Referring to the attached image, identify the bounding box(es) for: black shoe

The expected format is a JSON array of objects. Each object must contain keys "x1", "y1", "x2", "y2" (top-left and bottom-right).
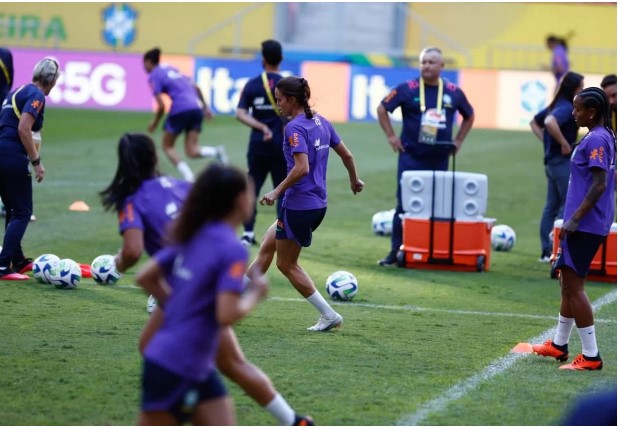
[
  {"x1": 293, "y1": 415, "x2": 314, "y2": 426},
  {"x1": 12, "y1": 257, "x2": 33, "y2": 274},
  {"x1": 378, "y1": 251, "x2": 398, "y2": 267},
  {"x1": 240, "y1": 234, "x2": 258, "y2": 247}
]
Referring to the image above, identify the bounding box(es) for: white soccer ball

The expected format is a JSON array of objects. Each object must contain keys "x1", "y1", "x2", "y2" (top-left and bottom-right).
[
  {"x1": 372, "y1": 209, "x2": 395, "y2": 236},
  {"x1": 491, "y1": 224, "x2": 516, "y2": 252},
  {"x1": 49, "y1": 258, "x2": 82, "y2": 289},
  {"x1": 91, "y1": 254, "x2": 121, "y2": 285},
  {"x1": 32, "y1": 253, "x2": 60, "y2": 284},
  {"x1": 325, "y1": 270, "x2": 358, "y2": 301}
]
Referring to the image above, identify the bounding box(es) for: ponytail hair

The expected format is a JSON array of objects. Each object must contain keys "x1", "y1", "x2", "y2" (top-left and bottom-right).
[
  {"x1": 169, "y1": 164, "x2": 249, "y2": 244},
  {"x1": 99, "y1": 133, "x2": 159, "y2": 213},
  {"x1": 548, "y1": 71, "x2": 583, "y2": 110},
  {"x1": 276, "y1": 76, "x2": 313, "y2": 119},
  {"x1": 143, "y1": 47, "x2": 161, "y2": 65}
]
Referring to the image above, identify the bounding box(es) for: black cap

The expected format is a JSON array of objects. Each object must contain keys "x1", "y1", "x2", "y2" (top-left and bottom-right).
[{"x1": 261, "y1": 39, "x2": 282, "y2": 66}]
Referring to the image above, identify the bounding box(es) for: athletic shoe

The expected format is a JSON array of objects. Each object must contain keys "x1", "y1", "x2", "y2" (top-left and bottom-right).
[
  {"x1": 378, "y1": 251, "x2": 398, "y2": 267},
  {"x1": 531, "y1": 339, "x2": 569, "y2": 361},
  {"x1": 307, "y1": 313, "x2": 343, "y2": 332},
  {"x1": 216, "y1": 146, "x2": 229, "y2": 165},
  {"x1": 30, "y1": 214, "x2": 37, "y2": 222},
  {"x1": 0, "y1": 268, "x2": 29, "y2": 281},
  {"x1": 538, "y1": 252, "x2": 551, "y2": 263},
  {"x1": 559, "y1": 353, "x2": 603, "y2": 371},
  {"x1": 240, "y1": 234, "x2": 258, "y2": 247},
  {"x1": 293, "y1": 415, "x2": 315, "y2": 426},
  {"x1": 13, "y1": 258, "x2": 33, "y2": 274},
  {"x1": 147, "y1": 295, "x2": 158, "y2": 315}
]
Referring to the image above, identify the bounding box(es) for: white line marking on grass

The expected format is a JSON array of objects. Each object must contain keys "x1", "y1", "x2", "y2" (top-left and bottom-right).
[
  {"x1": 396, "y1": 290, "x2": 617, "y2": 426},
  {"x1": 108, "y1": 285, "x2": 616, "y2": 324}
]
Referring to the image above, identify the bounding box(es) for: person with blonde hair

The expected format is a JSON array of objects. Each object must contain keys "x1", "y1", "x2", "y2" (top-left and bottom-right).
[{"x1": 0, "y1": 58, "x2": 59, "y2": 280}]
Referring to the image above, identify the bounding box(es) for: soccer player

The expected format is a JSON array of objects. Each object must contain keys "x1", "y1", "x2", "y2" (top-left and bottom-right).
[
  {"x1": 600, "y1": 74, "x2": 616, "y2": 133},
  {"x1": 529, "y1": 72, "x2": 584, "y2": 262},
  {"x1": 376, "y1": 46, "x2": 474, "y2": 267},
  {"x1": 531, "y1": 87, "x2": 615, "y2": 370},
  {"x1": 0, "y1": 58, "x2": 59, "y2": 280},
  {"x1": 0, "y1": 47, "x2": 14, "y2": 103},
  {"x1": 246, "y1": 76, "x2": 364, "y2": 332},
  {"x1": 143, "y1": 47, "x2": 227, "y2": 182},
  {"x1": 135, "y1": 163, "x2": 268, "y2": 425},
  {"x1": 545, "y1": 35, "x2": 570, "y2": 85},
  {"x1": 236, "y1": 40, "x2": 287, "y2": 247},
  {"x1": 99, "y1": 133, "x2": 314, "y2": 425}
]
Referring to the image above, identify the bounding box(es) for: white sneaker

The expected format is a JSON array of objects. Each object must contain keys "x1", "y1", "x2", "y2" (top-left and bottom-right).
[
  {"x1": 307, "y1": 313, "x2": 343, "y2": 332},
  {"x1": 146, "y1": 295, "x2": 158, "y2": 315},
  {"x1": 216, "y1": 146, "x2": 229, "y2": 165}
]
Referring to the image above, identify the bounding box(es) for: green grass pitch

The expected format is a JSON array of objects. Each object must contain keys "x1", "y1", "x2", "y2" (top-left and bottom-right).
[{"x1": 0, "y1": 109, "x2": 615, "y2": 425}]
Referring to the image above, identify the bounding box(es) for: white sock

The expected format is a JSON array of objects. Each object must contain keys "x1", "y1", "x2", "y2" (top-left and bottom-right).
[
  {"x1": 176, "y1": 161, "x2": 194, "y2": 182},
  {"x1": 199, "y1": 146, "x2": 217, "y2": 157},
  {"x1": 577, "y1": 325, "x2": 598, "y2": 357},
  {"x1": 264, "y1": 393, "x2": 296, "y2": 426},
  {"x1": 553, "y1": 314, "x2": 574, "y2": 346},
  {"x1": 306, "y1": 291, "x2": 336, "y2": 317}
]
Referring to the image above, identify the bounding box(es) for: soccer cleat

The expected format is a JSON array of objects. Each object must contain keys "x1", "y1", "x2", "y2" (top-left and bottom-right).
[
  {"x1": 538, "y1": 252, "x2": 551, "y2": 263},
  {"x1": 559, "y1": 354, "x2": 603, "y2": 371},
  {"x1": 531, "y1": 339, "x2": 569, "y2": 362},
  {"x1": 293, "y1": 415, "x2": 315, "y2": 426},
  {"x1": 307, "y1": 313, "x2": 343, "y2": 332},
  {"x1": 240, "y1": 234, "x2": 258, "y2": 247},
  {"x1": 0, "y1": 268, "x2": 29, "y2": 281},
  {"x1": 13, "y1": 258, "x2": 34, "y2": 274},
  {"x1": 30, "y1": 214, "x2": 37, "y2": 222},
  {"x1": 215, "y1": 146, "x2": 229, "y2": 165},
  {"x1": 377, "y1": 251, "x2": 398, "y2": 267}
]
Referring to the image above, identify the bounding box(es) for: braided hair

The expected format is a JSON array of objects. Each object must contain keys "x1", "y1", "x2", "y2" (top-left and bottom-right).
[
  {"x1": 577, "y1": 87, "x2": 615, "y2": 138},
  {"x1": 276, "y1": 76, "x2": 313, "y2": 119}
]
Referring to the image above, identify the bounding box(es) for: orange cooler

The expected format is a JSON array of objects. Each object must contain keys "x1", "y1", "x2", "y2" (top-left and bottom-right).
[
  {"x1": 400, "y1": 216, "x2": 495, "y2": 272},
  {"x1": 551, "y1": 220, "x2": 617, "y2": 282}
]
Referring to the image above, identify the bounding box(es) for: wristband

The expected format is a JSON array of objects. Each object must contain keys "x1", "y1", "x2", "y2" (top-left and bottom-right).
[{"x1": 31, "y1": 157, "x2": 41, "y2": 166}]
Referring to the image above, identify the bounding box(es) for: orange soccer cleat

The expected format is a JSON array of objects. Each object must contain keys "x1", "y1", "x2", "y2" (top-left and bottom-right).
[
  {"x1": 531, "y1": 339, "x2": 569, "y2": 362},
  {"x1": 559, "y1": 354, "x2": 603, "y2": 371}
]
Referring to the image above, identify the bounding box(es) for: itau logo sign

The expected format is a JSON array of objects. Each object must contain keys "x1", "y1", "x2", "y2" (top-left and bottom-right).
[{"x1": 102, "y1": 3, "x2": 138, "y2": 48}]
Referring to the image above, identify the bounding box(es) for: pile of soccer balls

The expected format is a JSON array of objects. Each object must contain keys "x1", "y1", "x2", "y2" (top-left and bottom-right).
[{"x1": 32, "y1": 253, "x2": 121, "y2": 289}]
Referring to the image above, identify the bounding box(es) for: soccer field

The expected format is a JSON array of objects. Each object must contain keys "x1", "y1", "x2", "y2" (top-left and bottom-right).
[{"x1": 0, "y1": 109, "x2": 615, "y2": 425}]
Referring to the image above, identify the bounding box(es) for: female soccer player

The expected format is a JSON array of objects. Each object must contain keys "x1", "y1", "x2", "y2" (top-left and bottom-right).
[
  {"x1": 100, "y1": 134, "x2": 313, "y2": 425},
  {"x1": 143, "y1": 47, "x2": 227, "y2": 182},
  {"x1": 135, "y1": 163, "x2": 268, "y2": 424},
  {"x1": 0, "y1": 58, "x2": 58, "y2": 280},
  {"x1": 532, "y1": 87, "x2": 615, "y2": 371},
  {"x1": 246, "y1": 76, "x2": 365, "y2": 332}
]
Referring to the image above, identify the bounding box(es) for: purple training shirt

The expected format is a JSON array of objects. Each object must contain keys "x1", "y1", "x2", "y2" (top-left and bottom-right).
[
  {"x1": 144, "y1": 222, "x2": 248, "y2": 381},
  {"x1": 148, "y1": 64, "x2": 202, "y2": 115},
  {"x1": 564, "y1": 126, "x2": 616, "y2": 236},
  {"x1": 282, "y1": 113, "x2": 341, "y2": 210}
]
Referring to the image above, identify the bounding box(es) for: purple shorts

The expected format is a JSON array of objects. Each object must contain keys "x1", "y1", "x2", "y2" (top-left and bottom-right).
[
  {"x1": 553, "y1": 231, "x2": 605, "y2": 278},
  {"x1": 276, "y1": 207, "x2": 326, "y2": 247},
  {"x1": 164, "y1": 108, "x2": 203, "y2": 135}
]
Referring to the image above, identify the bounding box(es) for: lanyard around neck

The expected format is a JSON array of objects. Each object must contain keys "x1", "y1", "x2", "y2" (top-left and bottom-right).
[{"x1": 419, "y1": 77, "x2": 443, "y2": 113}]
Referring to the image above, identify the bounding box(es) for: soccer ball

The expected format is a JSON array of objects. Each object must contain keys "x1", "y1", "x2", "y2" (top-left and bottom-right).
[
  {"x1": 49, "y1": 258, "x2": 82, "y2": 289},
  {"x1": 372, "y1": 209, "x2": 395, "y2": 236},
  {"x1": 325, "y1": 271, "x2": 358, "y2": 301},
  {"x1": 91, "y1": 254, "x2": 121, "y2": 285},
  {"x1": 32, "y1": 253, "x2": 60, "y2": 284},
  {"x1": 491, "y1": 224, "x2": 516, "y2": 251}
]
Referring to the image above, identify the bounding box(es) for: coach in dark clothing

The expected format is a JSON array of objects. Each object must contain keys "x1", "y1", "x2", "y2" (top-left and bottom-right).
[
  {"x1": 0, "y1": 58, "x2": 59, "y2": 280},
  {"x1": 236, "y1": 40, "x2": 287, "y2": 246}
]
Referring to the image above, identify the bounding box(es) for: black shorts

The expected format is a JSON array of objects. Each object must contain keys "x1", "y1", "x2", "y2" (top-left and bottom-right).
[
  {"x1": 141, "y1": 359, "x2": 227, "y2": 424},
  {"x1": 554, "y1": 231, "x2": 605, "y2": 278},
  {"x1": 276, "y1": 207, "x2": 327, "y2": 247},
  {"x1": 164, "y1": 109, "x2": 203, "y2": 135}
]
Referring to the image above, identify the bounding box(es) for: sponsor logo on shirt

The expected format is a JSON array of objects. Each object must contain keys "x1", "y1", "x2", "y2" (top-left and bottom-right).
[
  {"x1": 228, "y1": 261, "x2": 246, "y2": 279},
  {"x1": 383, "y1": 89, "x2": 397, "y2": 103},
  {"x1": 314, "y1": 138, "x2": 329, "y2": 151},
  {"x1": 590, "y1": 147, "x2": 604, "y2": 163},
  {"x1": 442, "y1": 94, "x2": 452, "y2": 107},
  {"x1": 288, "y1": 133, "x2": 299, "y2": 147},
  {"x1": 30, "y1": 99, "x2": 43, "y2": 112},
  {"x1": 119, "y1": 202, "x2": 134, "y2": 223}
]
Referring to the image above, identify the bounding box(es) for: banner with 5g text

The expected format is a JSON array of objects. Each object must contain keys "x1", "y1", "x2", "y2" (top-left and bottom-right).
[{"x1": 11, "y1": 48, "x2": 603, "y2": 130}]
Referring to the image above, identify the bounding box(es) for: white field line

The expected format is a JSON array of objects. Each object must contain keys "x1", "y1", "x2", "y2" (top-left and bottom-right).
[
  {"x1": 396, "y1": 290, "x2": 617, "y2": 426},
  {"x1": 107, "y1": 283, "x2": 616, "y2": 324}
]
